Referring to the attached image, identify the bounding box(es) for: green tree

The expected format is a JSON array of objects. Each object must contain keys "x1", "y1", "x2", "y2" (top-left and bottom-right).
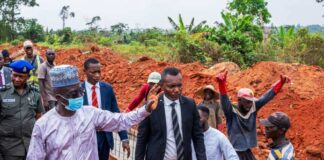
[
  {"x1": 207, "y1": 11, "x2": 263, "y2": 66},
  {"x1": 59, "y1": 5, "x2": 75, "y2": 29},
  {"x1": 168, "y1": 14, "x2": 207, "y2": 33},
  {"x1": 228, "y1": 0, "x2": 271, "y2": 25},
  {"x1": 0, "y1": 0, "x2": 38, "y2": 40},
  {"x1": 270, "y1": 26, "x2": 295, "y2": 48},
  {"x1": 110, "y1": 23, "x2": 128, "y2": 35},
  {"x1": 19, "y1": 18, "x2": 45, "y2": 42},
  {"x1": 86, "y1": 16, "x2": 101, "y2": 31}
]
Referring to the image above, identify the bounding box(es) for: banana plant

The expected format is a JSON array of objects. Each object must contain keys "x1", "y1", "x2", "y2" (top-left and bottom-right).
[
  {"x1": 271, "y1": 26, "x2": 295, "y2": 48},
  {"x1": 168, "y1": 14, "x2": 206, "y2": 33}
]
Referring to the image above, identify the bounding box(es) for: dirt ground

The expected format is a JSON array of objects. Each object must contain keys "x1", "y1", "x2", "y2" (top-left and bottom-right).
[{"x1": 1, "y1": 44, "x2": 323, "y2": 159}]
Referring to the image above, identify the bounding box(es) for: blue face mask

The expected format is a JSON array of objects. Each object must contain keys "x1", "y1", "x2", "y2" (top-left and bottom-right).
[{"x1": 60, "y1": 96, "x2": 84, "y2": 111}]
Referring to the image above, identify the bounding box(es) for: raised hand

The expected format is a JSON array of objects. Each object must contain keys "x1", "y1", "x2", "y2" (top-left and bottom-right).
[
  {"x1": 145, "y1": 84, "x2": 162, "y2": 112},
  {"x1": 216, "y1": 71, "x2": 228, "y2": 95},
  {"x1": 280, "y1": 75, "x2": 291, "y2": 84},
  {"x1": 216, "y1": 70, "x2": 228, "y2": 84},
  {"x1": 273, "y1": 75, "x2": 291, "y2": 94}
]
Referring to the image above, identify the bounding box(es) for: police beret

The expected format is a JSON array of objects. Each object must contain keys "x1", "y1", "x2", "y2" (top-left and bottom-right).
[{"x1": 9, "y1": 60, "x2": 34, "y2": 74}]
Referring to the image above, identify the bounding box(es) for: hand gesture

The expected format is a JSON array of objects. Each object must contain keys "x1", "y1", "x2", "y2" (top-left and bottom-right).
[
  {"x1": 216, "y1": 70, "x2": 228, "y2": 84},
  {"x1": 280, "y1": 75, "x2": 291, "y2": 84},
  {"x1": 146, "y1": 84, "x2": 162, "y2": 112}
]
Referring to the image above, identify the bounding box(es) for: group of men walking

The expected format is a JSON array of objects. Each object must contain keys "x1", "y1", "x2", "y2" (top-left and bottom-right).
[{"x1": 0, "y1": 40, "x2": 295, "y2": 160}]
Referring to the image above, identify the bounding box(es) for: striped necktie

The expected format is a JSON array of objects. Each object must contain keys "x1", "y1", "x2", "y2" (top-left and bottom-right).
[
  {"x1": 170, "y1": 102, "x2": 184, "y2": 160},
  {"x1": 92, "y1": 85, "x2": 98, "y2": 108}
]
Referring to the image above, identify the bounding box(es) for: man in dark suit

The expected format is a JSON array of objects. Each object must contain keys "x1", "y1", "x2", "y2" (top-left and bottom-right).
[
  {"x1": 81, "y1": 58, "x2": 130, "y2": 160},
  {"x1": 135, "y1": 67, "x2": 206, "y2": 160},
  {"x1": 0, "y1": 52, "x2": 12, "y2": 88}
]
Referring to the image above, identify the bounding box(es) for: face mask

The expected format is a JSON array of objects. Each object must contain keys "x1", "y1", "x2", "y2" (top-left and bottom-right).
[{"x1": 60, "y1": 96, "x2": 84, "y2": 111}]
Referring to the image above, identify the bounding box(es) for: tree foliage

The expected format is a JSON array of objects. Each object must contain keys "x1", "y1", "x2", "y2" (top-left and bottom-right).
[
  {"x1": 228, "y1": 0, "x2": 271, "y2": 25},
  {"x1": 86, "y1": 16, "x2": 101, "y2": 31},
  {"x1": 0, "y1": 0, "x2": 38, "y2": 40}
]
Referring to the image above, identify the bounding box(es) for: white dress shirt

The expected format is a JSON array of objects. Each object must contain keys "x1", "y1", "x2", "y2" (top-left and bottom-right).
[
  {"x1": 163, "y1": 95, "x2": 183, "y2": 160},
  {"x1": 0, "y1": 68, "x2": 6, "y2": 86},
  {"x1": 85, "y1": 81, "x2": 102, "y2": 109},
  {"x1": 192, "y1": 127, "x2": 239, "y2": 160}
]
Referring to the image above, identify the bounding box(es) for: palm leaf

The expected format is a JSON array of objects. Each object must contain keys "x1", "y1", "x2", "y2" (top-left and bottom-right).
[
  {"x1": 178, "y1": 14, "x2": 185, "y2": 31},
  {"x1": 168, "y1": 16, "x2": 179, "y2": 30},
  {"x1": 188, "y1": 18, "x2": 195, "y2": 32},
  {"x1": 191, "y1": 20, "x2": 207, "y2": 33}
]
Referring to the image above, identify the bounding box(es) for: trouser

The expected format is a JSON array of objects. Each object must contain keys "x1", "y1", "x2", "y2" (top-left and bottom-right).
[
  {"x1": 236, "y1": 149, "x2": 257, "y2": 160},
  {"x1": 98, "y1": 137, "x2": 111, "y2": 160}
]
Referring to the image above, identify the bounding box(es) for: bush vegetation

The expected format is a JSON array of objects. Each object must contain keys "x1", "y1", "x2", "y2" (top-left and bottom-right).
[{"x1": 0, "y1": 0, "x2": 323, "y2": 67}]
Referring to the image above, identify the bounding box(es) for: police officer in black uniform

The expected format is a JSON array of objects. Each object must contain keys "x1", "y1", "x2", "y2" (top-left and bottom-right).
[{"x1": 0, "y1": 60, "x2": 44, "y2": 160}]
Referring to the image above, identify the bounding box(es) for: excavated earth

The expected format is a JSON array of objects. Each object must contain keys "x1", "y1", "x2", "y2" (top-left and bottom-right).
[{"x1": 1, "y1": 44, "x2": 323, "y2": 159}]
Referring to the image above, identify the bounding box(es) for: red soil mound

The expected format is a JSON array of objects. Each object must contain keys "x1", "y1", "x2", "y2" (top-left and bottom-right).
[{"x1": 1, "y1": 45, "x2": 323, "y2": 159}]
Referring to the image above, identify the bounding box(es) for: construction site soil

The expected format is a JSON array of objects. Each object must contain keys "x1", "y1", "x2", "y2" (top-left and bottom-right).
[{"x1": 1, "y1": 44, "x2": 323, "y2": 159}]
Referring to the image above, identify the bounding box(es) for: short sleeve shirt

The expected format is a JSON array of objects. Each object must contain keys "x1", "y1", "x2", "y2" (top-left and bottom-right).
[{"x1": 38, "y1": 62, "x2": 56, "y2": 106}]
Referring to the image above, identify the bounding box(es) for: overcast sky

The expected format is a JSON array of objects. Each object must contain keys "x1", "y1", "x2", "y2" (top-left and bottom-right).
[{"x1": 20, "y1": 0, "x2": 324, "y2": 30}]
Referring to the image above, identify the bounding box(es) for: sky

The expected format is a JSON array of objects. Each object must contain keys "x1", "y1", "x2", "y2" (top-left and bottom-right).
[{"x1": 20, "y1": 0, "x2": 324, "y2": 30}]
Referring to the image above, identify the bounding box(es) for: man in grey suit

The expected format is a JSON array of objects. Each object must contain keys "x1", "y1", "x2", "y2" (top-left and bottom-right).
[{"x1": 0, "y1": 52, "x2": 11, "y2": 88}]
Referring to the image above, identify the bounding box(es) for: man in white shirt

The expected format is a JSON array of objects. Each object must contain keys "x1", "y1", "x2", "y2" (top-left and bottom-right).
[
  {"x1": 192, "y1": 105, "x2": 239, "y2": 160},
  {"x1": 27, "y1": 64, "x2": 157, "y2": 160}
]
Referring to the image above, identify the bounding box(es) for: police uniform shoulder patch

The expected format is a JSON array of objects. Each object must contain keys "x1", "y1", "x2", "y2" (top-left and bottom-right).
[{"x1": 0, "y1": 84, "x2": 12, "y2": 91}]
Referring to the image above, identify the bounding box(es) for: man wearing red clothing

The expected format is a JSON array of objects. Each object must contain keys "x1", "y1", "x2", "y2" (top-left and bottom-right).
[{"x1": 125, "y1": 72, "x2": 161, "y2": 112}]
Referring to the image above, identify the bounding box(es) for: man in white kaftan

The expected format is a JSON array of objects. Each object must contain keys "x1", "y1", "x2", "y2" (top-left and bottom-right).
[{"x1": 26, "y1": 65, "x2": 156, "y2": 160}]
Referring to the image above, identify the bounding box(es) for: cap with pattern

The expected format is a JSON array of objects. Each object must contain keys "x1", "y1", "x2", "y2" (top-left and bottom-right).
[{"x1": 49, "y1": 65, "x2": 80, "y2": 88}]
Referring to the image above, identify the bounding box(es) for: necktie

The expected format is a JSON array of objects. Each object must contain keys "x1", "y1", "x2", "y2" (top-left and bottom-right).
[
  {"x1": 170, "y1": 102, "x2": 184, "y2": 160},
  {"x1": 92, "y1": 85, "x2": 98, "y2": 108},
  {"x1": 0, "y1": 72, "x2": 3, "y2": 87}
]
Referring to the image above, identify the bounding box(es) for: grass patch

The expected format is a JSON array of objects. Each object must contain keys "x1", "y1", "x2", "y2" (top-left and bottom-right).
[{"x1": 111, "y1": 42, "x2": 174, "y2": 61}]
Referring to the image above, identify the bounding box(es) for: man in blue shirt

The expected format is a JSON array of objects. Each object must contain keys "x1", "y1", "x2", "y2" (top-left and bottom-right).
[
  {"x1": 260, "y1": 112, "x2": 295, "y2": 160},
  {"x1": 216, "y1": 71, "x2": 290, "y2": 160}
]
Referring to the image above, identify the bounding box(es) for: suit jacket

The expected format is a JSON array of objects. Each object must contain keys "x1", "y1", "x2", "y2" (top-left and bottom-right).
[
  {"x1": 81, "y1": 81, "x2": 128, "y2": 150},
  {"x1": 2, "y1": 66, "x2": 11, "y2": 85},
  {"x1": 135, "y1": 95, "x2": 206, "y2": 160}
]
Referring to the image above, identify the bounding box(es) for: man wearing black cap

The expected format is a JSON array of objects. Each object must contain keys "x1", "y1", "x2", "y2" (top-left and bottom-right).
[
  {"x1": 0, "y1": 60, "x2": 44, "y2": 160},
  {"x1": 260, "y1": 112, "x2": 295, "y2": 160}
]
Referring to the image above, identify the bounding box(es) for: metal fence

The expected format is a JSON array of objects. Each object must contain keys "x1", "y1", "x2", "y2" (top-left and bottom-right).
[{"x1": 110, "y1": 128, "x2": 138, "y2": 160}]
